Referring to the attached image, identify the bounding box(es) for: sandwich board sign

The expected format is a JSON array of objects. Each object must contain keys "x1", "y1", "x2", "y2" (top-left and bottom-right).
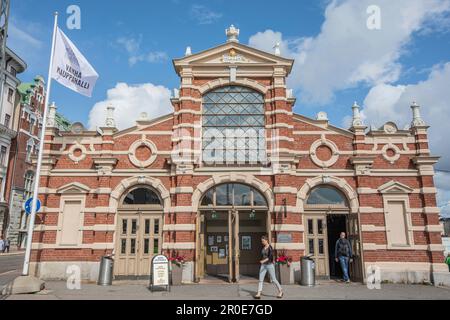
[{"x1": 150, "y1": 255, "x2": 170, "y2": 292}]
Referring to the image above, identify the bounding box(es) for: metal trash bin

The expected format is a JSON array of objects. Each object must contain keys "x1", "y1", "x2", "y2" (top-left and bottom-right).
[
  {"x1": 300, "y1": 256, "x2": 315, "y2": 287},
  {"x1": 98, "y1": 256, "x2": 114, "y2": 286}
]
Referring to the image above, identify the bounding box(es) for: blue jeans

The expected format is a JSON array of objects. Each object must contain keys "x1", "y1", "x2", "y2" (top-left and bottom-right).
[
  {"x1": 258, "y1": 263, "x2": 282, "y2": 293},
  {"x1": 338, "y1": 256, "x2": 350, "y2": 281}
]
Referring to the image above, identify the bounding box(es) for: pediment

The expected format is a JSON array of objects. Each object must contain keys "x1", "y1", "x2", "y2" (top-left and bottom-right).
[
  {"x1": 57, "y1": 182, "x2": 91, "y2": 194},
  {"x1": 378, "y1": 181, "x2": 414, "y2": 194},
  {"x1": 173, "y1": 42, "x2": 294, "y2": 72}
]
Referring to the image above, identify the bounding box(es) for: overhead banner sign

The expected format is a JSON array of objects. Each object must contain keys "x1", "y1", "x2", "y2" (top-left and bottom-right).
[{"x1": 51, "y1": 27, "x2": 99, "y2": 97}]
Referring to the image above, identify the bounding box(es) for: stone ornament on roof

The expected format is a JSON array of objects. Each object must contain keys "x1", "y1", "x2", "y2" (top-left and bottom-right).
[
  {"x1": 274, "y1": 42, "x2": 281, "y2": 56},
  {"x1": 222, "y1": 49, "x2": 247, "y2": 63},
  {"x1": 410, "y1": 101, "x2": 426, "y2": 127},
  {"x1": 226, "y1": 25, "x2": 240, "y2": 43},
  {"x1": 351, "y1": 102, "x2": 365, "y2": 127},
  {"x1": 105, "y1": 105, "x2": 116, "y2": 128},
  {"x1": 46, "y1": 102, "x2": 57, "y2": 127}
]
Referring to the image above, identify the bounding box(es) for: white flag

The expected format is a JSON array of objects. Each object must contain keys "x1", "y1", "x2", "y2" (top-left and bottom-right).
[{"x1": 51, "y1": 27, "x2": 99, "y2": 97}]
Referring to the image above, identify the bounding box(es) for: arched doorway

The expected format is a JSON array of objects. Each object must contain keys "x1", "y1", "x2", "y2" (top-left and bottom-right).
[
  {"x1": 114, "y1": 186, "x2": 164, "y2": 279},
  {"x1": 197, "y1": 183, "x2": 269, "y2": 283},
  {"x1": 304, "y1": 185, "x2": 362, "y2": 281}
]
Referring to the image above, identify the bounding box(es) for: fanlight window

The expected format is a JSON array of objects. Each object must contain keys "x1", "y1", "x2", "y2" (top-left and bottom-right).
[
  {"x1": 202, "y1": 86, "x2": 266, "y2": 165},
  {"x1": 306, "y1": 186, "x2": 348, "y2": 207},
  {"x1": 201, "y1": 183, "x2": 268, "y2": 207},
  {"x1": 123, "y1": 188, "x2": 161, "y2": 206}
]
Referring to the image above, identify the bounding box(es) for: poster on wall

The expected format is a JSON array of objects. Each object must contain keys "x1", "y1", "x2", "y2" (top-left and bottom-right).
[
  {"x1": 224, "y1": 236, "x2": 229, "y2": 242},
  {"x1": 217, "y1": 236, "x2": 222, "y2": 243},
  {"x1": 219, "y1": 248, "x2": 226, "y2": 259},
  {"x1": 242, "y1": 236, "x2": 252, "y2": 250},
  {"x1": 208, "y1": 236, "x2": 215, "y2": 246},
  {"x1": 211, "y1": 246, "x2": 219, "y2": 253}
]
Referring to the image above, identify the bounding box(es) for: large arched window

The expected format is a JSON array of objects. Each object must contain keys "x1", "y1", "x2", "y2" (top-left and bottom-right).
[
  {"x1": 200, "y1": 183, "x2": 268, "y2": 208},
  {"x1": 202, "y1": 86, "x2": 266, "y2": 165},
  {"x1": 123, "y1": 187, "x2": 162, "y2": 206},
  {"x1": 306, "y1": 186, "x2": 348, "y2": 208}
]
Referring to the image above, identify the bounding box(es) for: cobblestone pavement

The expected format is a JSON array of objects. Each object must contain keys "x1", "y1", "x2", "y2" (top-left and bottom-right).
[{"x1": 3, "y1": 280, "x2": 450, "y2": 300}]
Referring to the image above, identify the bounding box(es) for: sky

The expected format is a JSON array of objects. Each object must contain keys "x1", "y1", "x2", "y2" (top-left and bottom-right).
[{"x1": 8, "y1": 0, "x2": 450, "y2": 217}]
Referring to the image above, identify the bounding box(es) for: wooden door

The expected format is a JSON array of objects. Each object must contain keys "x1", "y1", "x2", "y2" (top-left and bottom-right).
[
  {"x1": 233, "y1": 210, "x2": 240, "y2": 283},
  {"x1": 228, "y1": 210, "x2": 233, "y2": 283},
  {"x1": 347, "y1": 213, "x2": 363, "y2": 282},
  {"x1": 305, "y1": 215, "x2": 329, "y2": 277},
  {"x1": 138, "y1": 215, "x2": 162, "y2": 276},
  {"x1": 197, "y1": 213, "x2": 206, "y2": 280},
  {"x1": 115, "y1": 213, "x2": 162, "y2": 277}
]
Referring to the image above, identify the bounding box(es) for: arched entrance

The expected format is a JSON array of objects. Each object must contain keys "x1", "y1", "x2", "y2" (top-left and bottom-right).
[
  {"x1": 114, "y1": 186, "x2": 164, "y2": 279},
  {"x1": 303, "y1": 185, "x2": 363, "y2": 282},
  {"x1": 197, "y1": 183, "x2": 269, "y2": 283}
]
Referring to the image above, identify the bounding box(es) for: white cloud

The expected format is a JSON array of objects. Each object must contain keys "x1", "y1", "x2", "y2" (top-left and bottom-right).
[
  {"x1": 190, "y1": 5, "x2": 222, "y2": 25},
  {"x1": 361, "y1": 63, "x2": 450, "y2": 217},
  {"x1": 248, "y1": 0, "x2": 450, "y2": 105},
  {"x1": 362, "y1": 62, "x2": 450, "y2": 167},
  {"x1": 88, "y1": 83, "x2": 173, "y2": 130},
  {"x1": 116, "y1": 36, "x2": 168, "y2": 66}
]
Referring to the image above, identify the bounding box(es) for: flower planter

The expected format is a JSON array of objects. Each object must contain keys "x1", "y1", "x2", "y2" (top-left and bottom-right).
[
  {"x1": 171, "y1": 264, "x2": 183, "y2": 285},
  {"x1": 278, "y1": 264, "x2": 291, "y2": 285}
]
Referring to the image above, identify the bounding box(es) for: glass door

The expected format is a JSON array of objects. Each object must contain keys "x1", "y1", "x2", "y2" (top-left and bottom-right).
[{"x1": 305, "y1": 215, "x2": 329, "y2": 277}]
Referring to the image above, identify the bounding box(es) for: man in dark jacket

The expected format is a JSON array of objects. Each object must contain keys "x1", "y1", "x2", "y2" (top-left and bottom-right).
[{"x1": 335, "y1": 232, "x2": 353, "y2": 283}]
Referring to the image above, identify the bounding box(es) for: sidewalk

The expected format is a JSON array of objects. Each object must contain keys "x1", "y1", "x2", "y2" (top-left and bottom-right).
[
  {"x1": 0, "y1": 251, "x2": 24, "y2": 257},
  {"x1": 4, "y1": 280, "x2": 450, "y2": 300}
]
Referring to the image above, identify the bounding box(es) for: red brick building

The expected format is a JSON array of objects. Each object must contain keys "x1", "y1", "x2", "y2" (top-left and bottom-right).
[
  {"x1": 5, "y1": 76, "x2": 72, "y2": 248},
  {"x1": 30, "y1": 26, "x2": 448, "y2": 285}
]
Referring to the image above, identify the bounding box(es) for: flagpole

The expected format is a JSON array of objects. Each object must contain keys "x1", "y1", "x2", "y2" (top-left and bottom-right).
[{"x1": 22, "y1": 11, "x2": 59, "y2": 276}]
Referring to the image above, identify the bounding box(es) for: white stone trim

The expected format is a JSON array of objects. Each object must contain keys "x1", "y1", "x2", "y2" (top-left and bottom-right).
[
  {"x1": 163, "y1": 224, "x2": 196, "y2": 231},
  {"x1": 32, "y1": 243, "x2": 114, "y2": 250},
  {"x1": 109, "y1": 176, "x2": 171, "y2": 214},
  {"x1": 197, "y1": 78, "x2": 268, "y2": 95},
  {"x1": 309, "y1": 135, "x2": 340, "y2": 168},
  {"x1": 67, "y1": 142, "x2": 87, "y2": 163},
  {"x1": 272, "y1": 243, "x2": 305, "y2": 250},
  {"x1": 273, "y1": 187, "x2": 297, "y2": 194},
  {"x1": 363, "y1": 243, "x2": 443, "y2": 251},
  {"x1": 128, "y1": 137, "x2": 158, "y2": 169},
  {"x1": 381, "y1": 143, "x2": 401, "y2": 164},
  {"x1": 271, "y1": 224, "x2": 304, "y2": 232},
  {"x1": 162, "y1": 242, "x2": 196, "y2": 250},
  {"x1": 191, "y1": 173, "x2": 274, "y2": 212},
  {"x1": 170, "y1": 187, "x2": 194, "y2": 194},
  {"x1": 297, "y1": 176, "x2": 359, "y2": 213}
]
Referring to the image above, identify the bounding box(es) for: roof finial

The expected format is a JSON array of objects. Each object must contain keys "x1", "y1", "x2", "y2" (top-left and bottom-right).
[
  {"x1": 46, "y1": 102, "x2": 57, "y2": 127},
  {"x1": 411, "y1": 101, "x2": 426, "y2": 127},
  {"x1": 351, "y1": 101, "x2": 365, "y2": 127},
  {"x1": 226, "y1": 25, "x2": 240, "y2": 43},
  {"x1": 274, "y1": 42, "x2": 281, "y2": 56},
  {"x1": 185, "y1": 46, "x2": 192, "y2": 56},
  {"x1": 105, "y1": 105, "x2": 116, "y2": 128}
]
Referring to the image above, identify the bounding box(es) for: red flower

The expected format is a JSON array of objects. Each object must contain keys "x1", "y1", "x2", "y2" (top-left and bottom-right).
[{"x1": 276, "y1": 255, "x2": 292, "y2": 266}]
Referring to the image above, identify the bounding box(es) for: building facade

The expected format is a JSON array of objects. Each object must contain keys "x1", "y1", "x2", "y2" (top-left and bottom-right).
[
  {"x1": 0, "y1": 47, "x2": 26, "y2": 237},
  {"x1": 30, "y1": 27, "x2": 448, "y2": 285},
  {"x1": 4, "y1": 76, "x2": 72, "y2": 248}
]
